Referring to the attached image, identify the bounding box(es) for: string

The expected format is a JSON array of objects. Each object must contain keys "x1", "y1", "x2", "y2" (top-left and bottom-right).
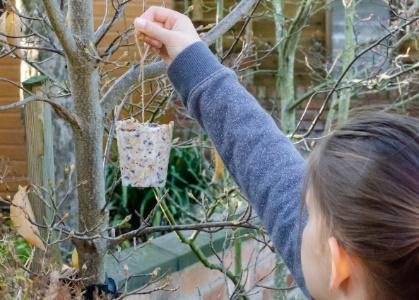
[{"x1": 135, "y1": 0, "x2": 149, "y2": 123}]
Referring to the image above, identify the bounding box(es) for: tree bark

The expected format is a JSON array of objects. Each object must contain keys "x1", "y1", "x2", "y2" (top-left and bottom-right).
[
  {"x1": 67, "y1": 0, "x2": 107, "y2": 284},
  {"x1": 273, "y1": 0, "x2": 314, "y2": 134},
  {"x1": 326, "y1": 0, "x2": 356, "y2": 130},
  {"x1": 337, "y1": 0, "x2": 355, "y2": 124}
]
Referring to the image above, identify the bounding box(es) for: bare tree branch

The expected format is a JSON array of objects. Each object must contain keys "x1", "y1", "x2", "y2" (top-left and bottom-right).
[
  {"x1": 0, "y1": 39, "x2": 63, "y2": 55},
  {"x1": 109, "y1": 221, "x2": 258, "y2": 247},
  {"x1": 201, "y1": 0, "x2": 259, "y2": 45},
  {"x1": 380, "y1": 61, "x2": 419, "y2": 83},
  {"x1": 0, "y1": 77, "x2": 32, "y2": 94},
  {"x1": 94, "y1": 0, "x2": 132, "y2": 46},
  {"x1": 0, "y1": 95, "x2": 81, "y2": 129},
  {"x1": 42, "y1": 0, "x2": 77, "y2": 57},
  {"x1": 292, "y1": 15, "x2": 419, "y2": 138},
  {"x1": 0, "y1": 94, "x2": 41, "y2": 111},
  {"x1": 100, "y1": 0, "x2": 260, "y2": 115}
]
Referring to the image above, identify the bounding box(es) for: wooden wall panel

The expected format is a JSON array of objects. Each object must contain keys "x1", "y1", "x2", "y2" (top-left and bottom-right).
[{"x1": 0, "y1": 54, "x2": 25, "y2": 199}]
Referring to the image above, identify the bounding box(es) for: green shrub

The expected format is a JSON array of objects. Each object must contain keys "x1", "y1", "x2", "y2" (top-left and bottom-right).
[{"x1": 106, "y1": 140, "x2": 220, "y2": 239}]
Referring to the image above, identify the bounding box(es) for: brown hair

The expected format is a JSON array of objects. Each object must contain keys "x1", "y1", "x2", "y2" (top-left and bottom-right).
[{"x1": 303, "y1": 111, "x2": 419, "y2": 300}]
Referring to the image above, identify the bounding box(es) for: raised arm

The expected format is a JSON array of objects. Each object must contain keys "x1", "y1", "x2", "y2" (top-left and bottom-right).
[
  {"x1": 168, "y1": 42, "x2": 307, "y2": 293},
  {"x1": 135, "y1": 8, "x2": 308, "y2": 295}
]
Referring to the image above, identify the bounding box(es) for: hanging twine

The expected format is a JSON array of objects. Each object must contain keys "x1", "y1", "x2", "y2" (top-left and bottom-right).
[{"x1": 135, "y1": 0, "x2": 150, "y2": 123}]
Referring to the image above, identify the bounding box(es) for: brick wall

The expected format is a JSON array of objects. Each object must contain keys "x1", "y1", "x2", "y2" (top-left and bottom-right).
[
  {"x1": 105, "y1": 230, "x2": 306, "y2": 300},
  {"x1": 124, "y1": 238, "x2": 299, "y2": 300}
]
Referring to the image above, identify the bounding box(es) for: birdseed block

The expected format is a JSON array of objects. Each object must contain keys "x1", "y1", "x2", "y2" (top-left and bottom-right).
[{"x1": 116, "y1": 118, "x2": 174, "y2": 187}]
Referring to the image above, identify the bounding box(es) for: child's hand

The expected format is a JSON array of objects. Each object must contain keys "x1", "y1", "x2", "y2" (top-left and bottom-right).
[{"x1": 134, "y1": 6, "x2": 201, "y2": 64}]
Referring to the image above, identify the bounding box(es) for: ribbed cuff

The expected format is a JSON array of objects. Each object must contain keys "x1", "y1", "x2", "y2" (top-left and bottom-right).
[{"x1": 167, "y1": 42, "x2": 223, "y2": 103}]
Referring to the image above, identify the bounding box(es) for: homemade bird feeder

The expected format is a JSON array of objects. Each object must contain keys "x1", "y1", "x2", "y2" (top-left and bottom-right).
[
  {"x1": 116, "y1": 119, "x2": 173, "y2": 187},
  {"x1": 115, "y1": 31, "x2": 173, "y2": 187}
]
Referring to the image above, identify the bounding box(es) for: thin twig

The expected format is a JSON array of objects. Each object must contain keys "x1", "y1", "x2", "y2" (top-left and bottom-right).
[{"x1": 292, "y1": 15, "x2": 419, "y2": 138}]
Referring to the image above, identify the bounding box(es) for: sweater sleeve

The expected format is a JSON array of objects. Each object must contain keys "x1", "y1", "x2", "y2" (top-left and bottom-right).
[{"x1": 168, "y1": 42, "x2": 308, "y2": 295}]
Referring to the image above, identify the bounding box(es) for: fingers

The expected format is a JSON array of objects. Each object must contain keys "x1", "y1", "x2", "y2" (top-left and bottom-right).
[
  {"x1": 144, "y1": 36, "x2": 163, "y2": 48},
  {"x1": 135, "y1": 21, "x2": 164, "y2": 48},
  {"x1": 147, "y1": 46, "x2": 170, "y2": 64},
  {"x1": 134, "y1": 6, "x2": 198, "y2": 64},
  {"x1": 134, "y1": 18, "x2": 172, "y2": 43},
  {"x1": 149, "y1": 46, "x2": 159, "y2": 53},
  {"x1": 140, "y1": 6, "x2": 185, "y2": 28}
]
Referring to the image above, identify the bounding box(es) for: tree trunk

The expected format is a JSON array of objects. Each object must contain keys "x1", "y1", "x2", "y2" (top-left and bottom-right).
[
  {"x1": 278, "y1": 54, "x2": 296, "y2": 134},
  {"x1": 273, "y1": 0, "x2": 314, "y2": 134},
  {"x1": 326, "y1": 0, "x2": 355, "y2": 130},
  {"x1": 337, "y1": 0, "x2": 355, "y2": 124},
  {"x1": 216, "y1": 0, "x2": 224, "y2": 57},
  {"x1": 67, "y1": 0, "x2": 108, "y2": 284}
]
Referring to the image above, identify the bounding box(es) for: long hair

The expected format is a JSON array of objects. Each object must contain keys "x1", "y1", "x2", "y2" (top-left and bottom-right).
[{"x1": 303, "y1": 112, "x2": 419, "y2": 299}]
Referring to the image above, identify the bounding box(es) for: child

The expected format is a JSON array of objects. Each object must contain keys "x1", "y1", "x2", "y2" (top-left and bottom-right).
[{"x1": 134, "y1": 7, "x2": 419, "y2": 300}]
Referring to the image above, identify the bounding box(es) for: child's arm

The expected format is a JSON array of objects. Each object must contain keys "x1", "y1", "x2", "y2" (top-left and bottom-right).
[
  {"x1": 168, "y1": 42, "x2": 308, "y2": 294},
  {"x1": 135, "y1": 8, "x2": 308, "y2": 295}
]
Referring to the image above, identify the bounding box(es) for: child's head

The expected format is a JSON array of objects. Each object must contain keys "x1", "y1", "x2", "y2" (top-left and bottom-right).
[{"x1": 300, "y1": 112, "x2": 419, "y2": 300}]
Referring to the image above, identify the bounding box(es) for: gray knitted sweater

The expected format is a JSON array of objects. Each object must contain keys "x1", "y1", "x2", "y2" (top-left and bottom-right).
[{"x1": 168, "y1": 42, "x2": 308, "y2": 296}]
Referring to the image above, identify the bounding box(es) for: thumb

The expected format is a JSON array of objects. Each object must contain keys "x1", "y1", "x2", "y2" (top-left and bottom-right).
[{"x1": 134, "y1": 18, "x2": 171, "y2": 44}]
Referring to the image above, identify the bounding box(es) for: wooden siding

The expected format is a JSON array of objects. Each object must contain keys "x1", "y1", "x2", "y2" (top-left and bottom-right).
[{"x1": 0, "y1": 54, "x2": 25, "y2": 198}]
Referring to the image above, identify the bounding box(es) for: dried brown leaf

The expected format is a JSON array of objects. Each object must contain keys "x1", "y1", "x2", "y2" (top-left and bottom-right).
[
  {"x1": 212, "y1": 147, "x2": 225, "y2": 182},
  {"x1": 10, "y1": 185, "x2": 46, "y2": 251}
]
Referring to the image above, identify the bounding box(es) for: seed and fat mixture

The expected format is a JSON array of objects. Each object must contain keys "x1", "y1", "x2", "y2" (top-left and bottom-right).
[{"x1": 116, "y1": 118, "x2": 173, "y2": 187}]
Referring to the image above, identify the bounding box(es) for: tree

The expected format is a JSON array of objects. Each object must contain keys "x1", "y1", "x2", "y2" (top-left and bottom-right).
[
  {"x1": 0, "y1": 0, "x2": 418, "y2": 298},
  {"x1": 273, "y1": 0, "x2": 314, "y2": 134},
  {"x1": 285, "y1": 0, "x2": 418, "y2": 139},
  {"x1": 0, "y1": 0, "x2": 261, "y2": 286}
]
